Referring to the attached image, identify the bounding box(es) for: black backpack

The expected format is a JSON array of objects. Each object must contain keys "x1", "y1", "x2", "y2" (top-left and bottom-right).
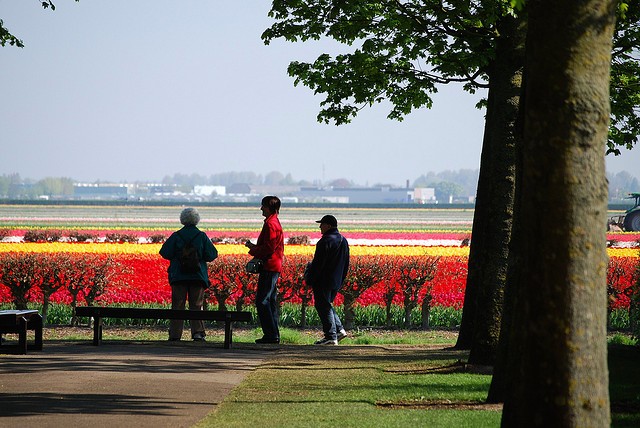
[{"x1": 177, "y1": 232, "x2": 201, "y2": 274}]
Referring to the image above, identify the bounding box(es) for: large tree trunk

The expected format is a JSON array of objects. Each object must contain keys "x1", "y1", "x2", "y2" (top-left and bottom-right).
[
  {"x1": 466, "y1": 15, "x2": 525, "y2": 366},
  {"x1": 487, "y1": 58, "x2": 527, "y2": 403},
  {"x1": 501, "y1": 0, "x2": 616, "y2": 425},
  {"x1": 456, "y1": 15, "x2": 524, "y2": 359}
]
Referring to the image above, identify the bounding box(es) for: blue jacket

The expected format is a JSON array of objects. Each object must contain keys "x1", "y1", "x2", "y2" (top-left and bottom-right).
[
  {"x1": 307, "y1": 228, "x2": 350, "y2": 290},
  {"x1": 159, "y1": 225, "x2": 218, "y2": 285}
]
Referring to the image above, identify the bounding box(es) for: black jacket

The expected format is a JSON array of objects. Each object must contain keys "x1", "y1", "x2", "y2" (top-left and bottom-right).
[{"x1": 307, "y1": 228, "x2": 349, "y2": 290}]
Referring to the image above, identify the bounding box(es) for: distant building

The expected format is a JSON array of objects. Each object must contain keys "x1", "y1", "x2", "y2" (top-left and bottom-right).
[
  {"x1": 66, "y1": 182, "x2": 445, "y2": 204},
  {"x1": 291, "y1": 186, "x2": 419, "y2": 204},
  {"x1": 194, "y1": 185, "x2": 226, "y2": 197},
  {"x1": 74, "y1": 183, "x2": 131, "y2": 199},
  {"x1": 227, "y1": 183, "x2": 252, "y2": 195},
  {"x1": 414, "y1": 187, "x2": 437, "y2": 204}
]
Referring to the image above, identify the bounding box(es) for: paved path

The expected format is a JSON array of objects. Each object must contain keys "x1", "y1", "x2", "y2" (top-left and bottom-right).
[{"x1": 0, "y1": 340, "x2": 268, "y2": 428}]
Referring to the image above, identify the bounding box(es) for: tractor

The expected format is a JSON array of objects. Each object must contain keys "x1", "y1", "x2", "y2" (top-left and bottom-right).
[{"x1": 608, "y1": 193, "x2": 640, "y2": 232}]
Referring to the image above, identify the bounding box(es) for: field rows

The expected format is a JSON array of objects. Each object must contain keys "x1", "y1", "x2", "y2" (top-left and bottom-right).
[{"x1": 0, "y1": 204, "x2": 637, "y2": 314}]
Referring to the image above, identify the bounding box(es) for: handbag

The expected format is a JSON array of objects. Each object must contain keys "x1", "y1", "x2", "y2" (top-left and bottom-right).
[
  {"x1": 245, "y1": 257, "x2": 264, "y2": 274},
  {"x1": 303, "y1": 262, "x2": 313, "y2": 285}
]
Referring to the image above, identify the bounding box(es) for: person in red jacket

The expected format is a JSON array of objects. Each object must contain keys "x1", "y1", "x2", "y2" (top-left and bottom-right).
[{"x1": 245, "y1": 196, "x2": 284, "y2": 344}]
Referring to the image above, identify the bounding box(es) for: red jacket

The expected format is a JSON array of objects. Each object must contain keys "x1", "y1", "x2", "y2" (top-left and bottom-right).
[{"x1": 249, "y1": 213, "x2": 284, "y2": 272}]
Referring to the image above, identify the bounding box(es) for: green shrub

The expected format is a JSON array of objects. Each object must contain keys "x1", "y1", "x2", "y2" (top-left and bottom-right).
[
  {"x1": 0, "y1": 302, "x2": 631, "y2": 333},
  {"x1": 608, "y1": 334, "x2": 637, "y2": 346},
  {"x1": 610, "y1": 308, "x2": 630, "y2": 330},
  {"x1": 0, "y1": 302, "x2": 465, "y2": 329}
]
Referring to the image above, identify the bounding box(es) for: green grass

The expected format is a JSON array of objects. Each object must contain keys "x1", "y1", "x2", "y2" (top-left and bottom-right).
[
  {"x1": 5, "y1": 310, "x2": 638, "y2": 427},
  {"x1": 6, "y1": 304, "x2": 636, "y2": 333},
  {"x1": 609, "y1": 344, "x2": 640, "y2": 427},
  {"x1": 195, "y1": 344, "x2": 502, "y2": 428},
  {"x1": 192, "y1": 341, "x2": 640, "y2": 428}
]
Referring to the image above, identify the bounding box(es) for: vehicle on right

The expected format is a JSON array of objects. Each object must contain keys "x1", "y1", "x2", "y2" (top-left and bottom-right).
[{"x1": 609, "y1": 193, "x2": 640, "y2": 232}]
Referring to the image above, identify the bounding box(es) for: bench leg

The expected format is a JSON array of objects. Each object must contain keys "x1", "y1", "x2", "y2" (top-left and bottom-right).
[
  {"x1": 92, "y1": 317, "x2": 103, "y2": 346},
  {"x1": 18, "y1": 317, "x2": 28, "y2": 355},
  {"x1": 28, "y1": 314, "x2": 43, "y2": 351},
  {"x1": 224, "y1": 320, "x2": 232, "y2": 349}
]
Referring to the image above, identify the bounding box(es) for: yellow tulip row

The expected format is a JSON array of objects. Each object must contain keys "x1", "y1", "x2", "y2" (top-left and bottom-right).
[
  {"x1": 0, "y1": 242, "x2": 467, "y2": 256},
  {"x1": 0, "y1": 242, "x2": 636, "y2": 259}
]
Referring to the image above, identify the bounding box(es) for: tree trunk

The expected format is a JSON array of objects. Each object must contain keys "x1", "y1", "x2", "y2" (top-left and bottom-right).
[
  {"x1": 300, "y1": 302, "x2": 307, "y2": 328},
  {"x1": 466, "y1": 15, "x2": 526, "y2": 366},
  {"x1": 454, "y1": 149, "x2": 487, "y2": 348},
  {"x1": 385, "y1": 293, "x2": 394, "y2": 327},
  {"x1": 501, "y1": 0, "x2": 615, "y2": 424},
  {"x1": 487, "y1": 59, "x2": 526, "y2": 404},
  {"x1": 12, "y1": 282, "x2": 30, "y2": 310},
  {"x1": 457, "y1": 15, "x2": 524, "y2": 359},
  {"x1": 42, "y1": 293, "x2": 51, "y2": 326},
  {"x1": 343, "y1": 296, "x2": 356, "y2": 330},
  {"x1": 404, "y1": 303, "x2": 415, "y2": 328},
  {"x1": 421, "y1": 295, "x2": 432, "y2": 330},
  {"x1": 70, "y1": 292, "x2": 80, "y2": 326}
]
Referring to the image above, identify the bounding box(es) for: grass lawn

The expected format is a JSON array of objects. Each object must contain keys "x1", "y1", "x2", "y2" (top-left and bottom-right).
[
  {"x1": 36, "y1": 326, "x2": 640, "y2": 427},
  {"x1": 195, "y1": 343, "x2": 501, "y2": 428}
]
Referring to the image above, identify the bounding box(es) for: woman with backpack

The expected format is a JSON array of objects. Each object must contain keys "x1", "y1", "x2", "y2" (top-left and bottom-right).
[{"x1": 160, "y1": 207, "x2": 218, "y2": 341}]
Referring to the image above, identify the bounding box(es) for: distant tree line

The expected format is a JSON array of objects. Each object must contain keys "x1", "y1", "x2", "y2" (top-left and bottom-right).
[
  {"x1": 608, "y1": 171, "x2": 640, "y2": 202},
  {"x1": 0, "y1": 169, "x2": 637, "y2": 202},
  {"x1": 0, "y1": 174, "x2": 74, "y2": 199},
  {"x1": 413, "y1": 169, "x2": 480, "y2": 201}
]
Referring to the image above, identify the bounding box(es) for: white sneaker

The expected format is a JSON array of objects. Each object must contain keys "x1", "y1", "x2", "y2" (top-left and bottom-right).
[
  {"x1": 337, "y1": 329, "x2": 348, "y2": 342},
  {"x1": 314, "y1": 338, "x2": 338, "y2": 345}
]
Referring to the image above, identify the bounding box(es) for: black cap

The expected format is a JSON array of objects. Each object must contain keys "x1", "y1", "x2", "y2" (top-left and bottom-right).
[{"x1": 316, "y1": 214, "x2": 338, "y2": 227}]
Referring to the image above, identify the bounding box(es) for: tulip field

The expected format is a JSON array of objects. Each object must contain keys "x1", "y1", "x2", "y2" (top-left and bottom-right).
[{"x1": 0, "y1": 204, "x2": 638, "y2": 328}]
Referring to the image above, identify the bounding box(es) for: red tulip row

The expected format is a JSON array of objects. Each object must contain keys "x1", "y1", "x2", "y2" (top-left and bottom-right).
[
  {"x1": 1, "y1": 252, "x2": 636, "y2": 315},
  {"x1": 0, "y1": 252, "x2": 467, "y2": 310},
  {"x1": 608, "y1": 256, "x2": 640, "y2": 310}
]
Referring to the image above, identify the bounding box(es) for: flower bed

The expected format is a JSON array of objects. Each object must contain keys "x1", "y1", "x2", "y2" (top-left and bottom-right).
[
  {"x1": 0, "y1": 203, "x2": 638, "y2": 327},
  {"x1": 0, "y1": 242, "x2": 636, "y2": 313}
]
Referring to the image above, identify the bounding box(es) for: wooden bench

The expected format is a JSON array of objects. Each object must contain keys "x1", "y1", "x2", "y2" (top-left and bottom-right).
[
  {"x1": 0, "y1": 310, "x2": 44, "y2": 355},
  {"x1": 75, "y1": 307, "x2": 252, "y2": 349}
]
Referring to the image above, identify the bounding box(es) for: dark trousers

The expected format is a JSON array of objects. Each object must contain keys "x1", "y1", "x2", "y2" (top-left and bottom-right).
[
  {"x1": 255, "y1": 271, "x2": 280, "y2": 340},
  {"x1": 313, "y1": 285, "x2": 344, "y2": 340},
  {"x1": 169, "y1": 281, "x2": 205, "y2": 340}
]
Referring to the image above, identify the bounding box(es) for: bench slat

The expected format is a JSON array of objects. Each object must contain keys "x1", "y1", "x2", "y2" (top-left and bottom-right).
[{"x1": 75, "y1": 307, "x2": 252, "y2": 322}]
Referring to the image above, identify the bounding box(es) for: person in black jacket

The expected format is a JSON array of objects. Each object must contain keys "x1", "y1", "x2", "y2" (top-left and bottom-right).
[
  {"x1": 160, "y1": 207, "x2": 218, "y2": 342},
  {"x1": 305, "y1": 215, "x2": 350, "y2": 345}
]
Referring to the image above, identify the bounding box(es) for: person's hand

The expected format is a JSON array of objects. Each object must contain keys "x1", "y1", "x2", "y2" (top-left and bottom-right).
[{"x1": 244, "y1": 240, "x2": 254, "y2": 249}]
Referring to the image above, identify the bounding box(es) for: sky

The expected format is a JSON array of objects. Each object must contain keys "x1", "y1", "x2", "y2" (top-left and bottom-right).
[{"x1": 1, "y1": 1, "x2": 638, "y2": 187}]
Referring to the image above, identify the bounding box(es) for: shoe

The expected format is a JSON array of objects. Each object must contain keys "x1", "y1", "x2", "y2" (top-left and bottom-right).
[
  {"x1": 337, "y1": 329, "x2": 348, "y2": 342},
  {"x1": 192, "y1": 333, "x2": 206, "y2": 342},
  {"x1": 315, "y1": 338, "x2": 338, "y2": 345},
  {"x1": 255, "y1": 337, "x2": 280, "y2": 344},
  {"x1": 168, "y1": 337, "x2": 180, "y2": 342}
]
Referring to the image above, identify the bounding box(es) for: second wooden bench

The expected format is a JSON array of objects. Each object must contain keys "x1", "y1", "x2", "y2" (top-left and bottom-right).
[{"x1": 75, "y1": 306, "x2": 253, "y2": 349}]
